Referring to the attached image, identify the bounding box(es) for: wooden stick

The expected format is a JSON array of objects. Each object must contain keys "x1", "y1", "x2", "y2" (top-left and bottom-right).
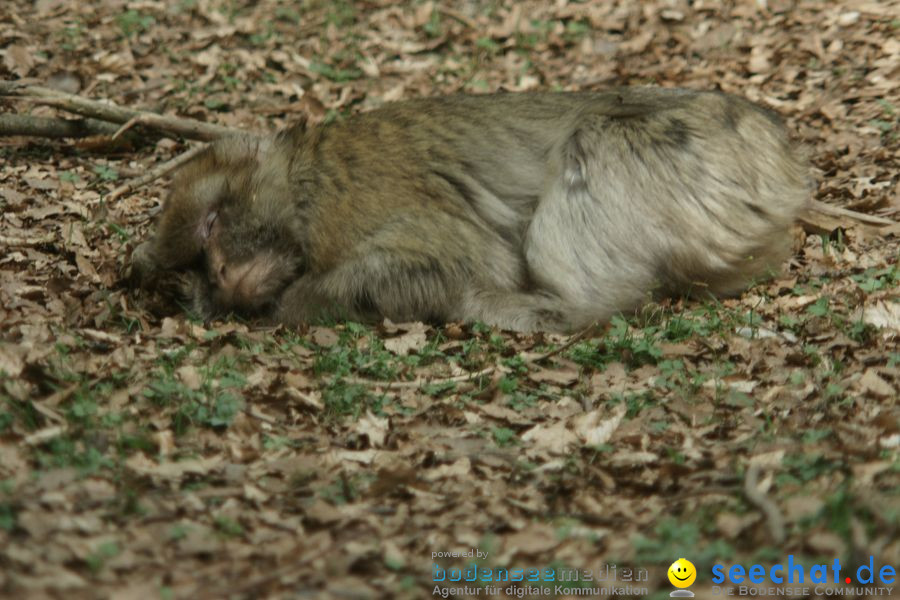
[
  {"x1": 0, "y1": 81, "x2": 242, "y2": 141},
  {"x1": 346, "y1": 365, "x2": 495, "y2": 389},
  {"x1": 107, "y1": 144, "x2": 208, "y2": 200},
  {"x1": 437, "y1": 7, "x2": 479, "y2": 29},
  {"x1": 526, "y1": 324, "x2": 598, "y2": 363},
  {"x1": 111, "y1": 115, "x2": 144, "y2": 140},
  {"x1": 808, "y1": 198, "x2": 897, "y2": 226},
  {"x1": 0, "y1": 113, "x2": 126, "y2": 138},
  {"x1": 744, "y1": 463, "x2": 786, "y2": 544}
]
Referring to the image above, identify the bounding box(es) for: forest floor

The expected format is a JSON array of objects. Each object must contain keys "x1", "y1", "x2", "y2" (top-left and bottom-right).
[{"x1": 0, "y1": 1, "x2": 898, "y2": 599}]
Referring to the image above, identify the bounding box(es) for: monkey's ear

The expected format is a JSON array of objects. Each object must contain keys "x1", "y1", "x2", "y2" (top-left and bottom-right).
[
  {"x1": 277, "y1": 115, "x2": 309, "y2": 147},
  {"x1": 290, "y1": 113, "x2": 309, "y2": 132}
]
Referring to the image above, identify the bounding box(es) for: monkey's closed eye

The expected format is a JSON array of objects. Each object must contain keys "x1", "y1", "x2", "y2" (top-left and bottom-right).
[{"x1": 201, "y1": 210, "x2": 219, "y2": 242}]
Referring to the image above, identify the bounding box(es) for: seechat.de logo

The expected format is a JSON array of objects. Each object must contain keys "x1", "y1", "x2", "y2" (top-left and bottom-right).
[{"x1": 711, "y1": 555, "x2": 896, "y2": 586}]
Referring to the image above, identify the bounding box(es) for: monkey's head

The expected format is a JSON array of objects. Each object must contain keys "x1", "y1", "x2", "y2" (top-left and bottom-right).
[{"x1": 131, "y1": 131, "x2": 308, "y2": 320}]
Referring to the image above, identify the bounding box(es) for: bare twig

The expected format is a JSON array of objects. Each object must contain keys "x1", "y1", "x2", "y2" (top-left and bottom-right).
[
  {"x1": 0, "y1": 81, "x2": 243, "y2": 141},
  {"x1": 743, "y1": 463, "x2": 786, "y2": 544},
  {"x1": 346, "y1": 365, "x2": 495, "y2": 389},
  {"x1": 0, "y1": 113, "x2": 126, "y2": 138},
  {"x1": 111, "y1": 115, "x2": 144, "y2": 140},
  {"x1": 437, "y1": 7, "x2": 479, "y2": 29},
  {"x1": 345, "y1": 325, "x2": 599, "y2": 390},
  {"x1": 527, "y1": 324, "x2": 598, "y2": 363},
  {"x1": 107, "y1": 144, "x2": 208, "y2": 200},
  {"x1": 808, "y1": 198, "x2": 897, "y2": 226}
]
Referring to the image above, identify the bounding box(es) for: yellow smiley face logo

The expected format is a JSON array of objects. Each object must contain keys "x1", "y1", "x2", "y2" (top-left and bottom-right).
[{"x1": 668, "y1": 558, "x2": 697, "y2": 588}]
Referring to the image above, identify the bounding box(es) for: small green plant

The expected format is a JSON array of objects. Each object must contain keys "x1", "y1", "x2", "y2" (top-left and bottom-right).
[
  {"x1": 475, "y1": 37, "x2": 502, "y2": 54},
  {"x1": 851, "y1": 265, "x2": 899, "y2": 293},
  {"x1": 0, "y1": 397, "x2": 40, "y2": 431},
  {"x1": 86, "y1": 541, "x2": 120, "y2": 573},
  {"x1": 274, "y1": 6, "x2": 302, "y2": 22},
  {"x1": 422, "y1": 380, "x2": 456, "y2": 397},
  {"x1": 778, "y1": 453, "x2": 839, "y2": 485},
  {"x1": 117, "y1": 10, "x2": 155, "y2": 37},
  {"x1": 888, "y1": 352, "x2": 900, "y2": 368},
  {"x1": 93, "y1": 164, "x2": 119, "y2": 182},
  {"x1": 846, "y1": 318, "x2": 876, "y2": 344},
  {"x1": 324, "y1": 0, "x2": 356, "y2": 27},
  {"x1": 203, "y1": 97, "x2": 229, "y2": 111},
  {"x1": 818, "y1": 485, "x2": 881, "y2": 542},
  {"x1": 144, "y1": 356, "x2": 246, "y2": 433},
  {"x1": 634, "y1": 516, "x2": 735, "y2": 566},
  {"x1": 563, "y1": 20, "x2": 591, "y2": 42},
  {"x1": 214, "y1": 516, "x2": 244, "y2": 537},
  {"x1": 424, "y1": 9, "x2": 442, "y2": 38},
  {"x1": 168, "y1": 523, "x2": 190, "y2": 541},
  {"x1": 492, "y1": 427, "x2": 518, "y2": 447},
  {"x1": 262, "y1": 434, "x2": 301, "y2": 450},
  {"x1": 59, "y1": 21, "x2": 84, "y2": 50},
  {"x1": 319, "y1": 472, "x2": 365, "y2": 505},
  {"x1": 0, "y1": 497, "x2": 16, "y2": 532},
  {"x1": 321, "y1": 381, "x2": 375, "y2": 418},
  {"x1": 66, "y1": 391, "x2": 98, "y2": 424},
  {"x1": 610, "y1": 391, "x2": 657, "y2": 418},
  {"x1": 802, "y1": 428, "x2": 832, "y2": 443},
  {"x1": 806, "y1": 296, "x2": 830, "y2": 317},
  {"x1": 34, "y1": 436, "x2": 114, "y2": 474},
  {"x1": 0, "y1": 400, "x2": 13, "y2": 432},
  {"x1": 309, "y1": 60, "x2": 362, "y2": 82},
  {"x1": 569, "y1": 315, "x2": 663, "y2": 370}
]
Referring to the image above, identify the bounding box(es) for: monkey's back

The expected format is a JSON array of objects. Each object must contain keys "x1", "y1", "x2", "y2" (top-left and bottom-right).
[{"x1": 297, "y1": 88, "x2": 805, "y2": 274}]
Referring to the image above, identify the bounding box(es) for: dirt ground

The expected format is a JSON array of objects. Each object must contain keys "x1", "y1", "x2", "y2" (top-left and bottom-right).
[{"x1": 0, "y1": 1, "x2": 898, "y2": 599}]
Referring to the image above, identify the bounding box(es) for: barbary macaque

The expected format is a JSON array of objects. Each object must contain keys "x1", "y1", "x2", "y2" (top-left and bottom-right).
[{"x1": 130, "y1": 88, "x2": 808, "y2": 332}]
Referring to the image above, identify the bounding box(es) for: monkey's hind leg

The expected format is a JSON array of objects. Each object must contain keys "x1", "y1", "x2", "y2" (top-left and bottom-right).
[{"x1": 524, "y1": 95, "x2": 807, "y2": 322}]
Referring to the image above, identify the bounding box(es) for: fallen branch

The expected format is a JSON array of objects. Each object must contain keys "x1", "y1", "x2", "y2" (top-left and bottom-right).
[
  {"x1": 0, "y1": 81, "x2": 243, "y2": 141},
  {"x1": 107, "y1": 144, "x2": 208, "y2": 200},
  {"x1": 345, "y1": 325, "x2": 599, "y2": 390},
  {"x1": 0, "y1": 113, "x2": 128, "y2": 138},
  {"x1": 346, "y1": 365, "x2": 496, "y2": 389},
  {"x1": 526, "y1": 324, "x2": 599, "y2": 363},
  {"x1": 437, "y1": 7, "x2": 479, "y2": 29},
  {"x1": 111, "y1": 115, "x2": 146, "y2": 140},
  {"x1": 743, "y1": 463, "x2": 786, "y2": 544},
  {"x1": 808, "y1": 198, "x2": 897, "y2": 226}
]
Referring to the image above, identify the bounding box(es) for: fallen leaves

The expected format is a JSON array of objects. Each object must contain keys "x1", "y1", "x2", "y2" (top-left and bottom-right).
[
  {"x1": 382, "y1": 321, "x2": 429, "y2": 356},
  {"x1": 1, "y1": 0, "x2": 899, "y2": 597}
]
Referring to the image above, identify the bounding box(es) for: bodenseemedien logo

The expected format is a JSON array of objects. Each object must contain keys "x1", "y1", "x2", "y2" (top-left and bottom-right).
[{"x1": 668, "y1": 558, "x2": 696, "y2": 597}]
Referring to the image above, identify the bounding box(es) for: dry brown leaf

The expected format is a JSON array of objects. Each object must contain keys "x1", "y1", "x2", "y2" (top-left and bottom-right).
[
  {"x1": 572, "y1": 404, "x2": 626, "y2": 447},
  {"x1": 309, "y1": 326, "x2": 340, "y2": 347},
  {"x1": 857, "y1": 368, "x2": 896, "y2": 398},
  {"x1": 354, "y1": 410, "x2": 389, "y2": 447},
  {"x1": 2, "y1": 2, "x2": 898, "y2": 597},
  {"x1": 526, "y1": 365, "x2": 580, "y2": 386},
  {"x1": 521, "y1": 420, "x2": 577, "y2": 455},
  {"x1": 383, "y1": 323, "x2": 428, "y2": 355}
]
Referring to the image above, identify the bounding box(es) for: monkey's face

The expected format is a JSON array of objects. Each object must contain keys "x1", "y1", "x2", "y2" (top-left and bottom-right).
[
  {"x1": 183, "y1": 196, "x2": 300, "y2": 318},
  {"x1": 131, "y1": 135, "x2": 304, "y2": 321}
]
